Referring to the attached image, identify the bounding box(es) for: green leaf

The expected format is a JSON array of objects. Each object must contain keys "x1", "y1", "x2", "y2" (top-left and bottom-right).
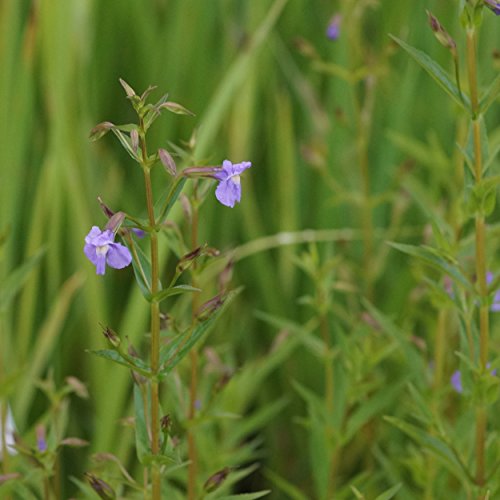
[
  {"x1": 216, "y1": 492, "x2": 271, "y2": 500},
  {"x1": 0, "y1": 247, "x2": 45, "y2": 312},
  {"x1": 384, "y1": 416, "x2": 472, "y2": 483},
  {"x1": 130, "y1": 240, "x2": 153, "y2": 299},
  {"x1": 342, "y1": 379, "x2": 407, "y2": 445},
  {"x1": 111, "y1": 128, "x2": 139, "y2": 162},
  {"x1": 388, "y1": 242, "x2": 474, "y2": 293},
  {"x1": 264, "y1": 469, "x2": 309, "y2": 500},
  {"x1": 155, "y1": 176, "x2": 187, "y2": 223},
  {"x1": 159, "y1": 101, "x2": 195, "y2": 116},
  {"x1": 150, "y1": 284, "x2": 200, "y2": 304},
  {"x1": 87, "y1": 349, "x2": 150, "y2": 376},
  {"x1": 390, "y1": 35, "x2": 469, "y2": 112},
  {"x1": 133, "y1": 385, "x2": 150, "y2": 462},
  {"x1": 159, "y1": 289, "x2": 240, "y2": 376},
  {"x1": 480, "y1": 73, "x2": 500, "y2": 114},
  {"x1": 374, "y1": 483, "x2": 402, "y2": 500}
]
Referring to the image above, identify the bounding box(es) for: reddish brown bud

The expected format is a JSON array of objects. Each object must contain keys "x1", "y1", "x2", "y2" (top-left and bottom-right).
[{"x1": 203, "y1": 467, "x2": 231, "y2": 493}]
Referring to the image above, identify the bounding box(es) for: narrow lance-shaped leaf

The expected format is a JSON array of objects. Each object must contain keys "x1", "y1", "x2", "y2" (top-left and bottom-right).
[
  {"x1": 150, "y1": 284, "x2": 201, "y2": 304},
  {"x1": 480, "y1": 73, "x2": 500, "y2": 114},
  {"x1": 374, "y1": 484, "x2": 403, "y2": 500},
  {"x1": 388, "y1": 242, "x2": 474, "y2": 293},
  {"x1": 111, "y1": 128, "x2": 140, "y2": 162},
  {"x1": 390, "y1": 35, "x2": 470, "y2": 112},
  {"x1": 159, "y1": 289, "x2": 240, "y2": 376},
  {"x1": 87, "y1": 349, "x2": 151, "y2": 377},
  {"x1": 155, "y1": 176, "x2": 187, "y2": 223},
  {"x1": 133, "y1": 385, "x2": 150, "y2": 463}
]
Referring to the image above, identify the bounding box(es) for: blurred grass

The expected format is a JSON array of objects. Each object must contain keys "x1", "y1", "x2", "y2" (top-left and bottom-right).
[{"x1": 1, "y1": 0, "x2": 500, "y2": 497}]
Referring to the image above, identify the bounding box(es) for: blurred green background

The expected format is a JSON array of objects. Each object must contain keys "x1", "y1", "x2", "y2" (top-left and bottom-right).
[{"x1": 1, "y1": 0, "x2": 500, "y2": 498}]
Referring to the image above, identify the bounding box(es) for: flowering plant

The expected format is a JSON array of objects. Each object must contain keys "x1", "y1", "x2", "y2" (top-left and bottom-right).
[{"x1": 85, "y1": 80, "x2": 251, "y2": 499}]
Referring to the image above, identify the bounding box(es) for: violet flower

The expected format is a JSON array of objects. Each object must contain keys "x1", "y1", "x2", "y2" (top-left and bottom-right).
[
  {"x1": 214, "y1": 160, "x2": 252, "y2": 208},
  {"x1": 326, "y1": 14, "x2": 341, "y2": 41},
  {"x1": 451, "y1": 363, "x2": 497, "y2": 394},
  {"x1": 451, "y1": 370, "x2": 463, "y2": 393},
  {"x1": 84, "y1": 226, "x2": 132, "y2": 275},
  {"x1": 485, "y1": 0, "x2": 500, "y2": 15},
  {"x1": 486, "y1": 272, "x2": 500, "y2": 312}
]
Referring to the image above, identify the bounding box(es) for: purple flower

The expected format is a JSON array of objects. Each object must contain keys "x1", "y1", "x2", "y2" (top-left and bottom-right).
[
  {"x1": 485, "y1": 0, "x2": 500, "y2": 15},
  {"x1": 326, "y1": 14, "x2": 341, "y2": 41},
  {"x1": 451, "y1": 370, "x2": 463, "y2": 393},
  {"x1": 84, "y1": 226, "x2": 132, "y2": 275},
  {"x1": 451, "y1": 363, "x2": 497, "y2": 394},
  {"x1": 214, "y1": 160, "x2": 252, "y2": 208},
  {"x1": 486, "y1": 272, "x2": 500, "y2": 311},
  {"x1": 36, "y1": 425, "x2": 47, "y2": 452}
]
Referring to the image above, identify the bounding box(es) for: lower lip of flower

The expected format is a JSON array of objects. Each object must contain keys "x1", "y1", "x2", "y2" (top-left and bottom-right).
[{"x1": 97, "y1": 244, "x2": 109, "y2": 256}]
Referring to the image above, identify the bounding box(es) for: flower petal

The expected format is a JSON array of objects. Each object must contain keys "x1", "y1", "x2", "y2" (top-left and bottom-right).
[
  {"x1": 84, "y1": 243, "x2": 98, "y2": 265},
  {"x1": 95, "y1": 254, "x2": 107, "y2": 275},
  {"x1": 106, "y1": 242, "x2": 132, "y2": 270},
  {"x1": 229, "y1": 161, "x2": 252, "y2": 176},
  {"x1": 216, "y1": 179, "x2": 241, "y2": 207},
  {"x1": 85, "y1": 226, "x2": 103, "y2": 244}
]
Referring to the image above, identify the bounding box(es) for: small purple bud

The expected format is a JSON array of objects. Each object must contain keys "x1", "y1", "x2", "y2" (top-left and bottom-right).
[
  {"x1": 451, "y1": 370, "x2": 463, "y2": 393},
  {"x1": 203, "y1": 467, "x2": 231, "y2": 493},
  {"x1": 84, "y1": 473, "x2": 116, "y2": 500},
  {"x1": 485, "y1": 0, "x2": 500, "y2": 15},
  {"x1": 89, "y1": 122, "x2": 115, "y2": 142},
  {"x1": 158, "y1": 148, "x2": 177, "y2": 176},
  {"x1": 36, "y1": 425, "x2": 47, "y2": 453},
  {"x1": 196, "y1": 294, "x2": 225, "y2": 321},
  {"x1": 130, "y1": 129, "x2": 139, "y2": 154},
  {"x1": 426, "y1": 11, "x2": 457, "y2": 55},
  {"x1": 176, "y1": 246, "x2": 204, "y2": 274},
  {"x1": 326, "y1": 14, "x2": 341, "y2": 41},
  {"x1": 97, "y1": 196, "x2": 115, "y2": 219},
  {"x1": 104, "y1": 211, "x2": 126, "y2": 233},
  {"x1": 102, "y1": 326, "x2": 121, "y2": 349},
  {"x1": 132, "y1": 228, "x2": 145, "y2": 238}
]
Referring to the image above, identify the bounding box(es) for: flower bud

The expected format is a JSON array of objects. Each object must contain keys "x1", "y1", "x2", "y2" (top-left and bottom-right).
[
  {"x1": 89, "y1": 122, "x2": 114, "y2": 142},
  {"x1": 84, "y1": 473, "x2": 116, "y2": 500},
  {"x1": 158, "y1": 148, "x2": 177, "y2": 176},
  {"x1": 97, "y1": 196, "x2": 115, "y2": 219},
  {"x1": 104, "y1": 211, "x2": 126, "y2": 233},
  {"x1": 426, "y1": 11, "x2": 457, "y2": 56},
  {"x1": 118, "y1": 78, "x2": 136, "y2": 97},
  {"x1": 130, "y1": 129, "x2": 139, "y2": 154},
  {"x1": 203, "y1": 467, "x2": 231, "y2": 493},
  {"x1": 196, "y1": 294, "x2": 224, "y2": 321},
  {"x1": 36, "y1": 425, "x2": 47, "y2": 452},
  {"x1": 326, "y1": 14, "x2": 341, "y2": 41},
  {"x1": 102, "y1": 326, "x2": 121, "y2": 349},
  {"x1": 160, "y1": 414, "x2": 172, "y2": 433}
]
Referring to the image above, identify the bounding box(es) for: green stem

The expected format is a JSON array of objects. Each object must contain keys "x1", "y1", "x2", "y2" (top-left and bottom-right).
[
  {"x1": 140, "y1": 121, "x2": 162, "y2": 500},
  {"x1": 466, "y1": 27, "x2": 489, "y2": 493},
  {"x1": 188, "y1": 188, "x2": 200, "y2": 500}
]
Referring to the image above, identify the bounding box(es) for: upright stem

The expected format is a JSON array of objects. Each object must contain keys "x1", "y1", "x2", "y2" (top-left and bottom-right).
[
  {"x1": 141, "y1": 122, "x2": 162, "y2": 500},
  {"x1": 466, "y1": 27, "x2": 489, "y2": 493},
  {"x1": 188, "y1": 189, "x2": 200, "y2": 500}
]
